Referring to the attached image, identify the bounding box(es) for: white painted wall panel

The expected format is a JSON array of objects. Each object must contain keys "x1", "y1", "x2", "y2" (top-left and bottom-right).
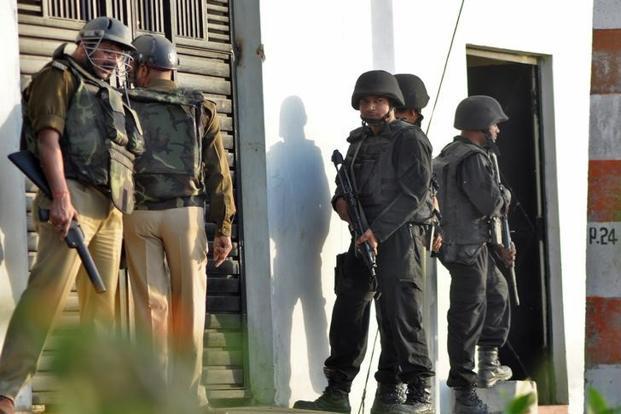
[
  {"x1": 594, "y1": 0, "x2": 621, "y2": 28},
  {"x1": 0, "y1": 0, "x2": 30, "y2": 408},
  {"x1": 585, "y1": 365, "x2": 621, "y2": 406},
  {"x1": 589, "y1": 94, "x2": 621, "y2": 160}
]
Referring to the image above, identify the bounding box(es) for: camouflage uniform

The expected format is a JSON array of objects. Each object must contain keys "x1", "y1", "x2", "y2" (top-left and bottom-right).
[
  {"x1": 123, "y1": 78, "x2": 235, "y2": 405},
  {"x1": 0, "y1": 46, "x2": 143, "y2": 400}
]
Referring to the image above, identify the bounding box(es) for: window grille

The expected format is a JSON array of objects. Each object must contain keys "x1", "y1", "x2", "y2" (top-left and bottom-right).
[
  {"x1": 134, "y1": 0, "x2": 166, "y2": 33},
  {"x1": 175, "y1": 0, "x2": 206, "y2": 39},
  {"x1": 46, "y1": 0, "x2": 100, "y2": 20}
]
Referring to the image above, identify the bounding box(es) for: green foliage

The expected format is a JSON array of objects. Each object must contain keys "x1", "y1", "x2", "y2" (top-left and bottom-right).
[
  {"x1": 504, "y1": 392, "x2": 536, "y2": 414},
  {"x1": 587, "y1": 387, "x2": 621, "y2": 414},
  {"x1": 50, "y1": 327, "x2": 204, "y2": 414}
]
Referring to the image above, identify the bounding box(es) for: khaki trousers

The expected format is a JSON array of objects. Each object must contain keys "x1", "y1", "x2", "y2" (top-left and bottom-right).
[
  {"x1": 123, "y1": 207, "x2": 208, "y2": 405},
  {"x1": 0, "y1": 180, "x2": 123, "y2": 399}
]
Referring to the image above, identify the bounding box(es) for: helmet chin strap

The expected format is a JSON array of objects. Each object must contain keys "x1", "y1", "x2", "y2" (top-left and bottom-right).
[
  {"x1": 361, "y1": 107, "x2": 393, "y2": 127},
  {"x1": 482, "y1": 130, "x2": 501, "y2": 155}
]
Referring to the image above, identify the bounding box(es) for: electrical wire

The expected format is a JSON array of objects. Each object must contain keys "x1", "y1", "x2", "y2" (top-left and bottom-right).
[{"x1": 425, "y1": 0, "x2": 466, "y2": 137}]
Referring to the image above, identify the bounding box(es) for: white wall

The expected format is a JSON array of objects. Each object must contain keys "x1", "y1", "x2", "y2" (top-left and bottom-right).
[
  {"x1": 0, "y1": 0, "x2": 30, "y2": 407},
  {"x1": 0, "y1": 0, "x2": 28, "y2": 341},
  {"x1": 240, "y1": 0, "x2": 592, "y2": 412}
]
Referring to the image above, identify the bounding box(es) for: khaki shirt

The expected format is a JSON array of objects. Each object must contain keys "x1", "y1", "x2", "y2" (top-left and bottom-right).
[
  {"x1": 27, "y1": 63, "x2": 78, "y2": 135},
  {"x1": 144, "y1": 79, "x2": 236, "y2": 237}
]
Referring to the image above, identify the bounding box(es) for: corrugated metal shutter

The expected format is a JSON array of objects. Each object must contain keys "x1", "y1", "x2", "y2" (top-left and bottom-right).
[{"x1": 16, "y1": 0, "x2": 247, "y2": 408}]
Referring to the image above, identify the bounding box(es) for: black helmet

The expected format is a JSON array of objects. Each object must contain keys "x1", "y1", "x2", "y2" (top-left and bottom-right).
[
  {"x1": 395, "y1": 73, "x2": 430, "y2": 110},
  {"x1": 132, "y1": 34, "x2": 179, "y2": 70},
  {"x1": 454, "y1": 95, "x2": 509, "y2": 130},
  {"x1": 77, "y1": 16, "x2": 134, "y2": 51},
  {"x1": 351, "y1": 70, "x2": 404, "y2": 109}
]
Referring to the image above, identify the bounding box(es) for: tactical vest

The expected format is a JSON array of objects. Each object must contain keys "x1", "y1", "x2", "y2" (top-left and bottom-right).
[
  {"x1": 408, "y1": 130, "x2": 435, "y2": 225},
  {"x1": 346, "y1": 121, "x2": 415, "y2": 223},
  {"x1": 21, "y1": 45, "x2": 144, "y2": 214},
  {"x1": 127, "y1": 87, "x2": 207, "y2": 209},
  {"x1": 432, "y1": 139, "x2": 492, "y2": 245},
  {"x1": 411, "y1": 190, "x2": 435, "y2": 224}
]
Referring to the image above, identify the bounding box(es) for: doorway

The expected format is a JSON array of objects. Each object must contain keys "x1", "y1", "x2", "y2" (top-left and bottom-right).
[{"x1": 466, "y1": 48, "x2": 559, "y2": 404}]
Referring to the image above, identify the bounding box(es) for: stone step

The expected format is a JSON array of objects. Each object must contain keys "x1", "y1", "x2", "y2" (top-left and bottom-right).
[
  {"x1": 538, "y1": 405, "x2": 569, "y2": 414},
  {"x1": 30, "y1": 387, "x2": 251, "y2": 406},
  {"x1": 213, "y1": 408, "x2": 338, "y2": 414}
]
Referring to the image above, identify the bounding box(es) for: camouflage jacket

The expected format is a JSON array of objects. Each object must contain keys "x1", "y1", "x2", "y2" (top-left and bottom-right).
[{"x1": 127, "y1": 80, "x2": 235, "y2": 237}]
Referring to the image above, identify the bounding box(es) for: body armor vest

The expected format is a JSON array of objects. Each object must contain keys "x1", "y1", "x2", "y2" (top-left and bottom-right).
[
  {"x1": 411, "y1": 190, "x2": 435, "y2": 224},
  {"x1": 433, "y1": 139, "x2": 492, "y2": 245},
  {"x1": 127, "y1": 87, "x2": 207, "y2": 208},
  {"x1": 346, "y1": 121, "x2": 428, "y2": 223},
  {"x1": 21, "y1": 46, "x2": 144, "y2": 214}
]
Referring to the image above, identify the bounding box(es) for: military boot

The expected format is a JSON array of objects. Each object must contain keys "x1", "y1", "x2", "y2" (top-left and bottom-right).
[
  {"x1": 477, "y1": 346, "x2": 513, "y2": 388},
  {"x1": 293, "y1": 385, "x2": 351, "y2": 413},
  {"x1": 453, "y1": 387, "x2": 488, "y2": 414},
  {"x1": 370, "y1": 383, "x2": 404, "y2": 414},
  {"x1": 400, "y1": 377, "x2": 433, "y2": 414}
]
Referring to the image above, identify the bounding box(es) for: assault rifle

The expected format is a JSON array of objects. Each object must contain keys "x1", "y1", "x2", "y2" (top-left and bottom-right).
[
  {"x1": 490, "y1": 152, "x2": 520, "y2": 306},
  {"x1": 8, "y1": 150, "x2": 107, "y2": 293},
  {"x1": 331, "y1": 150, "x2": 377, "y2": 279}
]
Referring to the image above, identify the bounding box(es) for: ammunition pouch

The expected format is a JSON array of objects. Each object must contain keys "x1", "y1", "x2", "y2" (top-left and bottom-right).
[
  {"x1": 334, "y1": 250, "x2": 375, "y2": 299},
  {"x1": 438, "y1": 242, "x2": 485, "y2": 266},
  {"x1": 108, "y1": 141, "x2": 136, "y2": 213}
]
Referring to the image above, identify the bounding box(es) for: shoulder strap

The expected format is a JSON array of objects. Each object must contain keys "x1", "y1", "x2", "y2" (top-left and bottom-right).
[{"x1": 127, "y1": 87, "x2": 205, "y2": 107}]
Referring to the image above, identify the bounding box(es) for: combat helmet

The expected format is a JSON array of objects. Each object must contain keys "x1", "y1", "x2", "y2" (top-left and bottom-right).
[
  {"x1": 351, "y1": 70, "x2": 404, "y2": 110},
  {"x1": 76, "y1": 17, "x2": 134, "y2": 78},
  {"x1": 395, "y1": 73, "x2": 430, "y2": 110},
  {"x1": 132, "y1": 34, "x2": 179, "y2": 70},
  {"x1": 454, "y1": 95, "x2": 509, "y2": 130},
  {"x1": 77, "y1": 16, "x2": 134, "y2": 51}
]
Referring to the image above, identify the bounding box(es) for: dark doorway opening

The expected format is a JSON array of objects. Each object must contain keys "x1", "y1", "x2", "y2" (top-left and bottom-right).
[{"x1": 467, "y1": 52, "x2": 556, "y2": 403}]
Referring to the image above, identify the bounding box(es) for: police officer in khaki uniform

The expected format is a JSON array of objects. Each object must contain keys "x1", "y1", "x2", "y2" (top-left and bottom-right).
[
  {"x1": 123, "y1": 35, "x2": 235, "y2": 411},
  {"x1": 433, "y1": 96, "x2": 515, "y2": 414},
  {"x1": 0, "y1": 17, "x2": 142, "y2": 414},
  {"x1": 294, "y1": 70, "x2": 434, "y2": 414}
]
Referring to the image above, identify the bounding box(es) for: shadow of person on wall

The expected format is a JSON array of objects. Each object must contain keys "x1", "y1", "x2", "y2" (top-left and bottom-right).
[{"x1": 267, "y1": 96, "x2": 331, "y2": 402}]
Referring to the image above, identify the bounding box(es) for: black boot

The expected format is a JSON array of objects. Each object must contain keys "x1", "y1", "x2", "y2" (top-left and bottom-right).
[
  {"x1": 293, "y1": 385, "x2": 351, "y2": 413},
  {"x1": 401, "y1": 377, "x2": 433, "y2": 414},
  {"x1": 477, "y1": 346, "x2": 512, "y2": 388},
  {"x1": 453, "y1": 387, "x2": 488, "y2": 414},
  {"x1": 370, "y1": 383, "x2": 404, "y2": 414}
]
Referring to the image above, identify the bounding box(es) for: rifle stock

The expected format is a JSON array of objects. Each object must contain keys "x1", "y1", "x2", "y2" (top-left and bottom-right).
[
  {"x1": 332, "y1": 149, "x2": 377, "y2": 279},
  {"x1": 8, "y1": 150, "x2": 107, "y2": 293},
  {"x1": 490, "y1": 152, "x2": 520, "y2": 306}
]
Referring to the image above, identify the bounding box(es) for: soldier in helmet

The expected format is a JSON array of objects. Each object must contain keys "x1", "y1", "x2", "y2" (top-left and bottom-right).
[
  {"x1": 0, "y1": 17, "x2": 143, "y2": 414},
  {"x1": 433, "y1": 96, "x2": 516, "y2": 414},
  {"x1": 394, "y1": 74, "x2": 430, "y2": 128},
  {"x1": 123, "y1": 34, "x2": 235, "y2": 411},
  {"x1": 294, "y1": 70, "x2": 434, "y2": 414},
  {"x1": 394, "y1": 73, "x2": 442, "y2": 255}
]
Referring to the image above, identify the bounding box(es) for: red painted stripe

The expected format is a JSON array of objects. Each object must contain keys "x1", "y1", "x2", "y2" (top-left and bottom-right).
[
  {"x1": 588, "y1": 160, "x2": 621, "y2": 222},
  {"x1": 592, "y1": 29, "x2": 621, "y2": 94},
  {"x1": 586, "y1": 296, "x2": 621, "y2": 366}
]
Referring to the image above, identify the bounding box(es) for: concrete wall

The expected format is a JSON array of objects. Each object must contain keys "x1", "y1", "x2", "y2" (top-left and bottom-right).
[
  {"x1": 0, "y1": 0, "x2": 31, "y2": 407},
  {"x1": 585, "y1": 0, "x2": 621, "y2": 408},
  {"x1": 234, "y1": 1, "x2": 593, "y2": 412}
]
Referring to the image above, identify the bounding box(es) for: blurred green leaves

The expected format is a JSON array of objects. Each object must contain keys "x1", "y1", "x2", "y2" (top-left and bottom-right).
[
  {"x1": 588, "y1": 388, "x2": 621, "y2": 414},
  {"x1": 504, "y1": 392, "x2": 536, "y2": 414},
  {"x1": 49, "y1": 327, "x2": 204, "y2": 414}
]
